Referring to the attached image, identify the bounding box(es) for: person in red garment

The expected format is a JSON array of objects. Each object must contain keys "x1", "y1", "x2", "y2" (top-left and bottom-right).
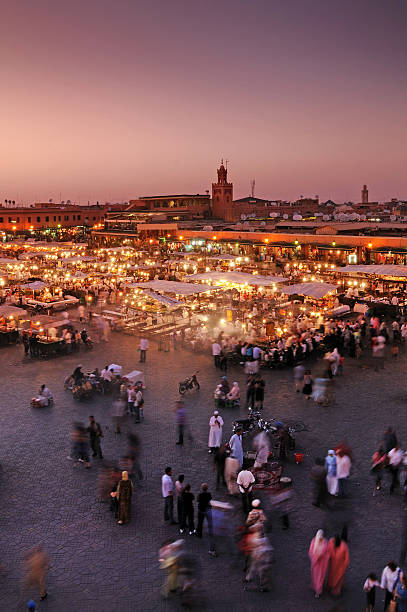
[{"x1": 327, "y1": 534, "x2": 350, "y2": 596}]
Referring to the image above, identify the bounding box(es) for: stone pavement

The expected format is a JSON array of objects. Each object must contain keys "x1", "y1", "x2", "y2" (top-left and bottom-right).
[{"x1": 1, "y1": 325, "x2": 407, "y2": 611}]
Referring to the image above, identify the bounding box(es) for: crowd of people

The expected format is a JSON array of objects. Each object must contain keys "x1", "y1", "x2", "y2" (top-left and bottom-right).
[{"x1": 15, "y1": 294, "x2": 407, "y2": 610}]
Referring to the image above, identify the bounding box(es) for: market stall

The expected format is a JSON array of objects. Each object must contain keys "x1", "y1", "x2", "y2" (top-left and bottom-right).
[{"x1": 0, "y1": 304, "x2": 27, "y2": 345}]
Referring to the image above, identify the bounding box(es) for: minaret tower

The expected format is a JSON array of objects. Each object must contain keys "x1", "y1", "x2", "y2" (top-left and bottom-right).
[{"x1": 212, "y1": 160, "x2": 234, "y2": 221}]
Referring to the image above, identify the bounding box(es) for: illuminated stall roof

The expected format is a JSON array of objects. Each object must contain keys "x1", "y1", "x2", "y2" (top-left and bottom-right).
[
  {"x1": 281, "y1": 282, "x2": 337, "y2": 299},
  {"x1": 337, "y1": 265, "x2": 407, "y2": 277},
  {"x1": 186, "y1": 271, "x2": 287, "y2": 286},
  {"x1": 128, "y1": 280, "x2": 213, "y2": 295}
]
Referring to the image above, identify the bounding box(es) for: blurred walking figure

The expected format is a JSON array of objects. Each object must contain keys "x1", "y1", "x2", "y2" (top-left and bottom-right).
[
  {"x1": 196, "y1": 483, "x2": 216, "y2": 556},
  {"x1": 175, "y1": 400, "x2": 187, "y2": 446},
  {"x1": 127, "y1": 433, "x2": 144, "y2": 487},
  {"x1": 302, "y1": 369, "x2": 313, "y2": 400},
  {"x1": 112, "y1": 397, "x2": 125, "y2": 435},
  {"x1": 388, "y1": 443, "x2": 404, "y2": 494},
  {"x1": 246, "y1": 499, "x2": 267, "y2": 531},
  {"x1": 139, "y1": 337, "x2": 148, "y2": 362},
  {"x1": 178, "y1": 552, "x2": 202, "y2": 607},
  {"x1": 24, "y1": 546, "x2": 50, "y2": 602},
  {"x1": 308, "y1": 530, "x2": 329, "y2": 598},
  {"x1": 87, "y1": 415, "x2": 103, "y2": 459},
  {"x1": 213, "y1": 444, "x2": 227, "y2": 490},
  {"x1": 244, "y1": 525, "x2": 273, "y2": 592},
  {"x1": 70, "y1": 422, "x2": 91, "y2": 468},
  {"x1": 253, "y1": 431, "x2": 270, "y2": 468},
  {"x1": 98, "y1": 463, "x2": 116, "y2": 502},
  {"x1": 327, "y1": 535, "x2": 350, "y2": 597},
  {"x1": 116, "y1": 471, "x2": 133, "y2": 524},
  {"x1": 293, "y1": 362, "x2": 305, "y2": 392},
  {"x1": 159, "y1": 539, "x2": 184, "y2": 598},
  {"x1": 269, "y1": 479, "x2": 296, "y2": 530},
  {"x1": 224, "y1": 454, "x2": 239, "y2": 495},
  {"x1": 310, "y1": 457, "x2": 328, "y2": 508},
  {"x1": 371, "y1": 447, "x2": 387, "y2": 494}
]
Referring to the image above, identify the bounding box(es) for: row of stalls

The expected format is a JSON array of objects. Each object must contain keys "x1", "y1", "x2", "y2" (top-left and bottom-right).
[{"x1": 1, "y1": 236, "x2": 406, "y2": 355}]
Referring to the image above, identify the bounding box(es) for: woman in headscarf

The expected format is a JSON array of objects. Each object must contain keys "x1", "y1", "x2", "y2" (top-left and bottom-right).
[
  {"x1": 325, "y1": 450, "x2": 338, "y2": 496},
  {"x1": 327, "y1": 534, "x2": 350, "y2": 596},
  {"x1": 116, "y1": 471, "x2": 134, "y2": 524},
  {"x1": 308, "y1": 529, "x2": 330, "y2": 598}
]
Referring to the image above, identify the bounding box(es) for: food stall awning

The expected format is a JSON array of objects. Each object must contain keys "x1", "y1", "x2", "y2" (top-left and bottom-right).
[
  {"x1": 206, "y1": 254, "x2": 241, "y2": 261},
  {"x1": 336, "y1": 265, "x2": 407, "y2": 277},
  {"x1": 317, "y1": 245, "x2": 354, "y2": 251},
  {"x1": 186, "y1": 271, "x2": 287, "y2": 286},
  {"x1": 61, "y1": 256, "x2": 96, "y2": 263},
  {"x1": 281, "y1": 282, "x2": 337, "y2": 299},
  {"x1": 128, "y1": 280, "x2": 213, "y2": 295},
  {"x1": 21, "y1": 281, "x2": 47, "y2": 290},
  {"x1": 141, "y1": 290, "x2": 183, "y2": 307},
  {"x1": 0, "y1": 257, "x2": 18, "y2": 264},
  {"x1": 0, "y1": 305, "x2": 28, "y2": 317}
]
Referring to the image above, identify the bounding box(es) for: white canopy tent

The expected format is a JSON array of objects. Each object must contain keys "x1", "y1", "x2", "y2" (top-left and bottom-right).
[
  {"x1": 186, "y1": 271, "x2": 287, "y2": 286},
  {"x1": 61, "y1": 256, "x2": 96, "y2": 264},
  {"x1": 127, "y1": 280, "x2": 213, "y2": 296},
  {"x1": 21, "y1": 281, "x2": 47, "y2": 291},
  {"x1": 206, "y1": 254, "x2": 242, "y2": 261},
  {"x1": 0, "y1": 304, "x2": 28, "y2": 317},
  {"x1": 281, "y1": 282, "x2": 337, "y2": 299},
  {"x1": 336, "y1": 265, "x2": 407, "y2": 277},
  {"x1": 140, "y1": 290, "x2": 183, "y2": 307},
  {"x1": 0, "y1": 258, "x2": 19, "y2": 265}
]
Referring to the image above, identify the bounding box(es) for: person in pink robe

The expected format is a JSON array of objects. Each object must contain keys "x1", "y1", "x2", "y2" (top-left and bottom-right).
[
  {"x1": 308, "y1": 529, "x2": 330, "y2": 598},
  {"x1": 327, "y1": 535, "x2": 350, "y2": 596}
]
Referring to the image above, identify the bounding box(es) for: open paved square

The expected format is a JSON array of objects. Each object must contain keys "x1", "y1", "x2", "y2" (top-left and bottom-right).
[{"x1": 1, "y1": 322, "x2": 407, "y2": 611}]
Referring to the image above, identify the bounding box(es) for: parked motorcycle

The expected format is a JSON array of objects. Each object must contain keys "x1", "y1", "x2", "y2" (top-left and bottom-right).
[{"x1": 179, "y1": 371, "x2": 200, "y2": 395}]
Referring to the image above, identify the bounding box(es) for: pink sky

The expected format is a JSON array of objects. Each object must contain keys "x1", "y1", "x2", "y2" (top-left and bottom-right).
[{"x1": 0, "y1": 0, "x2": 406, "y2": 204}]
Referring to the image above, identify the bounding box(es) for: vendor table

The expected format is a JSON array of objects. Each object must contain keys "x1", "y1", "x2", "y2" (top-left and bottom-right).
[
  {"x1": 26, "y1": 297, "x2": 79, "y2": 310},
  {"x1": 0, "y1": 329, "x2": 19, "y2": 346},
  {"x1": 37, "y1": 338, "x2": 64, "y2": 358}
]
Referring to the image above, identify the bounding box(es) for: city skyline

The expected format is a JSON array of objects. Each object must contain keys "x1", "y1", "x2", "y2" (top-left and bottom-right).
[{"x1": 1, "y1": 0, "x2": 406, "y2": 203}]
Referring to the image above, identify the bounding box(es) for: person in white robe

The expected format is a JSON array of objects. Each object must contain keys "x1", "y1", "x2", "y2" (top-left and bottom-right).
[{"x1": 208, "y1": 411, "x2": 224, "y2": 453}]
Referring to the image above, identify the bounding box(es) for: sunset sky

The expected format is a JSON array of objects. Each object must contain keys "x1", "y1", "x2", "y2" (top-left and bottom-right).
[{"x1": 1, "y1": 0, "x2": 406, "y2": 204}]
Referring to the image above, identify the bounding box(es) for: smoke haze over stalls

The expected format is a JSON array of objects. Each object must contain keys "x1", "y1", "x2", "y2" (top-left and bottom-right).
[{"x1": 0, "y1": 0, "x2": 406, "y2": 203}]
